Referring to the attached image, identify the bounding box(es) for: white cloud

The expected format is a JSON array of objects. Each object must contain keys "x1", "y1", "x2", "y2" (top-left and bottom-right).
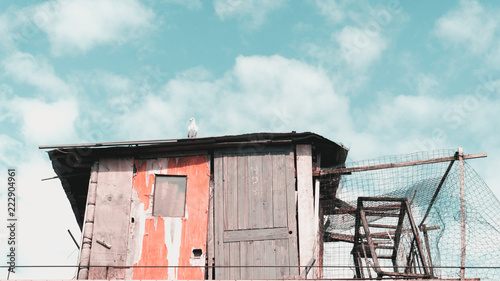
[
  {"x1": 0, "y1": 134, "x2": 23, "y2": 167},
  {"x1": 3, "y1": 52, "x2": 73, "y2": 97},
  {"x1": 114, "y1": 55, "x2": 353, "y2": 141},
  {"x1": 335, "y1": 25, "x2": 387, "y2": 71},
  {"x1": 8, "y1": 97, "x2": 79, "y2": 145},
  {"x1": 487, "y1": 40, "x2": 500, "y2": 68},
  {"x1": 214, "y1": 0, "x2": 286, "y2": 29},
  {"x1": 433, "y1": 0, "x2": 497, "y2": 54},
  {"x1": 416, "y1": 73, "x2": 439, "y2": 96},
  {"x1": 315, "y1": 0, "x2": 345, "y2": 23},
  {"x1": 34, "y1": 0, "x2": 155, "y2": 55},
  {"x1": 165, "y1": 0, "x2": 202, "y2": 10},
  {"x1": 365, "y1": 95, "x2": 444, "y2": 134}
]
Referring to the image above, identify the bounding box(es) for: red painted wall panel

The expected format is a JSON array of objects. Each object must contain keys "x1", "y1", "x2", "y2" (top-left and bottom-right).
[{"x1": 130, "y1": 155, "x2": 210, "y2": 280}]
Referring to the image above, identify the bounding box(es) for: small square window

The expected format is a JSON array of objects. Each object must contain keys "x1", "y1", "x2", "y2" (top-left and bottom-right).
[{"x1": 153, "y1": 175, "x2": 187, "y2": 217}]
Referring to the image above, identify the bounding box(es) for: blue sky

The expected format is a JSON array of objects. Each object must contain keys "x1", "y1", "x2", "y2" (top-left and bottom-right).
[{"x1": 0, "y1": 0, "x2": 499, "y2": 278}]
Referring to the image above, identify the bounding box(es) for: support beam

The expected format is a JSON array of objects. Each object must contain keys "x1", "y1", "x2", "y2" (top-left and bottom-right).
[
  {"x1": 314, "y1": 179, "x2": 321, "y2": 279},
  {"x1": 319, "y1": 153, "x2": 486, "y2": 175},
  {"x1": 419, "y1": 159, "x2": 455, "y2": 226},
  {"x1": 459, "y1": 147, "x2": 466, "y2": 280}
]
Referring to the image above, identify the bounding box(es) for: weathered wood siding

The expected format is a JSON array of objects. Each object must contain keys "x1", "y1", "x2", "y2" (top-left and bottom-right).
[
  {"x1": 89, "y1": 157, "x2": 134, "y2": 279},
  {"x1": 127, "y1": 155, "x2": 210, "y2": 280},
  {"x1": 214, "y1": 147, "x2": 299, "y2": 279},
  {"x1": 296, "y1": 144, "x2": 315, "y2": 278}
]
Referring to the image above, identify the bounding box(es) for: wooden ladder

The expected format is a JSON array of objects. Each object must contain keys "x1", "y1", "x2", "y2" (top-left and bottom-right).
[{"x1": 352, "y1": 197, "x2": 431, "y2": 279}]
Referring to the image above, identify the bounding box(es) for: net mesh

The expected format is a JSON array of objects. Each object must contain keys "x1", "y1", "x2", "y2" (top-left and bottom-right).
[{"x1": 321, "y1": 149, "x2": 500, "y2": 280}]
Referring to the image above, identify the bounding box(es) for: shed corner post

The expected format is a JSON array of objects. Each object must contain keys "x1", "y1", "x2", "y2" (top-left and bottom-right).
[{"x1": 296, "y1": 144, "x2": 315, "y2": 279}]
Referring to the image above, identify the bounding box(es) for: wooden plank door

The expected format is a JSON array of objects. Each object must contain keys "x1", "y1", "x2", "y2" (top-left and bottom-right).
[{"x1": 214, "y1": 147, "x2": 299, "y2": 279}]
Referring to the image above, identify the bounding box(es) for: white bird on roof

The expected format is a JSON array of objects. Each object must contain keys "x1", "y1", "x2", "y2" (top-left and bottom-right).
[{"x1": 188, "y1": 117, "x2": 198, "y2": 138}]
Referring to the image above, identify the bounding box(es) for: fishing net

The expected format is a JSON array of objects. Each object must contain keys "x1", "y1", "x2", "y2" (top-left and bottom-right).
[{"x1": 321, "y1": 149, "x2": 500, "y2": 280}]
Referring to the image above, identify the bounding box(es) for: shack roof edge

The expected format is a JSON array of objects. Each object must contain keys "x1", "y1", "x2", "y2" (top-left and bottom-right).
[
  {"x1": 42, "y1": 131, "x2": 348, "y2": 228},
  {"x1": 39, "y1": 131, "x2": 347, "y2": 150}
]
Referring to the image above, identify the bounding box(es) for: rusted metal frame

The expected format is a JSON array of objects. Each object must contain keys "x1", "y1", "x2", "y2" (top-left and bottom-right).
[
  {"x1": 329, "y1": 233, "x2": 355, "y2": 243},
  {"x1": 362, "y1": 229, "x2": 412, "y2": 239},
  {"x1": 404, "y1": 199, "x2": 430, "y2": 276},
  {"x1": 358, "y1": 200, "x2": 383, "y2": 277},
  {"x1": 370, "y1": 223, "x2": 397, "y2": 229},
  {"x1": 420, "y1": 224, "x2": 439, "y2": 278},
  {"x1": 414, "y1": 242, "x2": 423, "y2": 275},
  {"x1": 392, "y1": 255, "x2": 398, "y2": 275},
  {"x1": 364, "y1": 211, "x2": 399, "y2": 217},
  {"x1": 359, "y1": 196, "x2": 407, "y2": 202},
  {"x1": 352, "y1": 199, "x2": 363, "y2": 278},
  {"x1": 420, "y1": 158, "x2": 456, "y2": 227},
  {"x1": 327, "y1": 201, "x2": 400, "y2": 213},
  {"x1": 405, "y1": 238, "x2": 416, "y2": 274},
  {"x1": 360, "y1": 243, "x2": 373, "y2": 279},
  {"x1": 352, "y1": 250, "x2": 363, "y2": 279},
  {"x1": 391, "y1": 200, "x2": 407, "y2": 272},
  {"x1": 319, "y1": 153, "x2": 486, "y2": 175}
]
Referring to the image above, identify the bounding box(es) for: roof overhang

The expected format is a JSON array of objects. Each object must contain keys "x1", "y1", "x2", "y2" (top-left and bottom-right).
[{"x1": 41, "y1": 132, "x2": 348, "y2": 228}]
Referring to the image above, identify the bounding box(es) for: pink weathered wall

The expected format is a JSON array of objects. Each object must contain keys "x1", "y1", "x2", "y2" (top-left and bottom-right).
[{"x1": 127, "y1": 155, "x2": 210, "y2": 280}]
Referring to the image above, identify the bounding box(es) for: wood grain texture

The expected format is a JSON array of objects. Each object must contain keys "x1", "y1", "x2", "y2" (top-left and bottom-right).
[
  {"x1": 89, "y1": 157, "x2": 134, "y2": 280},
  {"x1": 237, "y1": 155, "x2": 249, "y2": 230},
  {"x1": 273, "y1": 153, "x2": 287, "y2": 228},
  {"x1": 207, "y1": 178, "x2": 215, "y2": 280},
  {"x1": 224, "y1": 227, "x2": 289, "y2": 242},
  {"x1": 229, "y1": 242, "x2": 241, "y2": 279},
  {"x1": 262, "y1": 153, "x2": 274, "y2": 228},
  {"x1": 214, "y1": 146, "x2": 299, "y2": 279},
  {"x1": 214, "y1": 152, "x2": 225, "y2": 280},
  {"x1": 285, "y1": 148, "x2": 299, "y2": 276},
  {"x1": 296, "y1": 144, "x2": 315, "y2": 278}
]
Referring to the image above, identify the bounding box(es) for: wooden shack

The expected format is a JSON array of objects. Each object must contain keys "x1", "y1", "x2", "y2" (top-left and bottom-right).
[{"x1": 42, "y1": 132, "x2": 347, "y2": 280}]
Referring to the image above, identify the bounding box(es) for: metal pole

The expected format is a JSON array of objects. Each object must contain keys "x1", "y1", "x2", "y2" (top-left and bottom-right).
[{"x1": 459, "y1": 147, "x2": 466, "y2": 279}]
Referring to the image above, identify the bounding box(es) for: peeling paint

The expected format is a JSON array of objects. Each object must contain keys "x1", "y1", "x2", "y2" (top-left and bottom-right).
[
  {"x1": 164, "y1": 217, "x2": 183, "y2": 279},
  {"x1": 134, "y1": 160, "x2": 151, "y2": 211},
  {"x1": 133, "y1": 217, "x2": 169, "y2": 278},
  {"x1": 129, "y1": 155, "x2": 210, "y2": 280}
]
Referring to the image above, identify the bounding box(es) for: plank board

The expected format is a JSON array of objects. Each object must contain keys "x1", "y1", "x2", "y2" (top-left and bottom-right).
[
  {"x1": 224, "y1": 227, "x2": 289, "y2": 242},
  {"x1": 214, "y1": 152, "x2": 225, "y2": 280},
  {"x1": 285, "y1": 149, "x2": 299, "y2": 276},
  {"x1": 207, "y1": 178, "x2": 215, "y2": 280},
  {"x1": 296, "y1": 144, "x2": 315, "y2": 278},
  {"x1": 262, "y1": 153, "x2": 274, "y2": 228},
  {"x1": 229, "y1": 242, "x2": 241, "y2": 279},
  {"x1": 237, "y1": 155, "x2": 249, "y2": 230},
  {"x1": 273, "y1": 153, "x2": 287, "y2": 228},
  {"x1": 89, "y1": 157, "x2": 134, "y2": 279}
]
